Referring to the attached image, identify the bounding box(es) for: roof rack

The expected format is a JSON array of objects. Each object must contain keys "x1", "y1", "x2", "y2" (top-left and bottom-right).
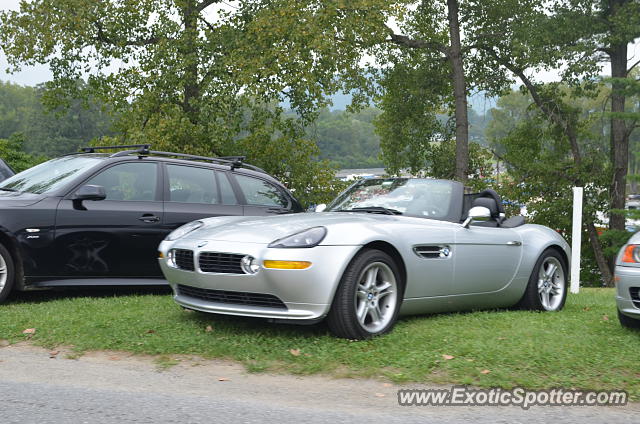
[
  {"x1": 81, "y1": 144, "x2": 151, "y2": 154},
  {"x1": 76, "y1": 144, "x2": 265, "y2": 173}
]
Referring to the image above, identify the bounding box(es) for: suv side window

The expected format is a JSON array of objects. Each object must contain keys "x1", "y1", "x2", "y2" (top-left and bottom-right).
[
  {"x1": 167, "y1": 164, "x2": 218, "y2": 204},
  {"x1": 234, "y1": 174, "x2": 288, "y2": 207},
  {"x1": 86, "y1": 162, "x2": 158, "y2": 201}
]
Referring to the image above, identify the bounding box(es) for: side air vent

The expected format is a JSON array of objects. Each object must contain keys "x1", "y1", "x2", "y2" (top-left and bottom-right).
[{"x1": 413, "y1": 245, "x2": 451, "y2": 259}]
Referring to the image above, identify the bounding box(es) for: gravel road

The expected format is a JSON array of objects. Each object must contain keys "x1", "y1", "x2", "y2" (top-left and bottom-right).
[{"x1": 0, "y1": 343, "x2": 637, "y2": 424}]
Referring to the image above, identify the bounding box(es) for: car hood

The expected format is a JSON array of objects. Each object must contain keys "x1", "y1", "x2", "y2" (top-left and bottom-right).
[
  {"x1": 0, "y1": 190, "x2": 46, "y2": 207},
  {"x1": 182, "y1": 212, "x2": 406, "y2": 244}
]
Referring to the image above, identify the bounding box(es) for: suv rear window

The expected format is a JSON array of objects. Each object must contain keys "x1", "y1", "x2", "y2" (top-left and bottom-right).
[
  {"x1": 234, "y1": 174, "x2": 288, "y2": 207},
  {"x1": 167, "y1": 165, "x2": 218, "y2": 204}
]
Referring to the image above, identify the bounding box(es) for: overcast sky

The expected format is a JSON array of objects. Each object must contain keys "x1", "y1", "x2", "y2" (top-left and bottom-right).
[
  {"x1": 1, "y1": 0, "x2": 52, "y2": 85},
  {"x1": 1, "y1": 0, "x2": 638, "y2": 89}
]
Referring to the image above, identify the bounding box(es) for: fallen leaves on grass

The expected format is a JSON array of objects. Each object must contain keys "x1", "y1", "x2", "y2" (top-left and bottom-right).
[
  {"x1": 205, "y1": 325, "x2": 213, "y2": 332},
  {"x1": 49, "y1": 350, "x2": 59, "y2": 359},
  {"x1": 442, "y1": 354, "x2": 455, "y2": 360},
  {"x1": 602, "y1": 315, "x2": 609, "y2": 321},
  {"x1": 22, "y1": 328, "x2": 36, "y2": 339},
  {"x1": 480, "y1": 369, "x2": 491, "y2": 375},
  {"x1": 289, "y1": 349, "x2": 301, "y2": 357}
]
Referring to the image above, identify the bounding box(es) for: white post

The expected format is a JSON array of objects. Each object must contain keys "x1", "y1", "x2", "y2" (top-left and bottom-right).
[{"x1": 570, "y1": 187, "x2": 583, "y2": 294}]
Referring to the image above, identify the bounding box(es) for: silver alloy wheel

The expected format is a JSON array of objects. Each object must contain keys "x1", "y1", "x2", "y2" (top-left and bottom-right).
[
  {"x1": 537, "y1": 256, "x2": 564, "y2": 311},
  {"x1": 0, "y1": 252, "x2": 6, "y2": 292},
  {"x1": 354, "y1": 262, "x2": 398, "y2": 333}
]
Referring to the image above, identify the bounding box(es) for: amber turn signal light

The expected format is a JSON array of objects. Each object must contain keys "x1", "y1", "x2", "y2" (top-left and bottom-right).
[
  {"x1": 622, "y1": 245, "x2": 639, "y2": 263},
  {"x1": 263, "y1": 260, "x2": 311, "y2": 270}
]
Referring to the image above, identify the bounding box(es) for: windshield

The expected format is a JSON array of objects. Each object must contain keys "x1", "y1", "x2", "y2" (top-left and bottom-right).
[
  {"x1": 0, "y1": 156, "x2": 105, "y2": 194},
  {"x1": 327, "y1": 178, "x2": 455, "y2": 219}
]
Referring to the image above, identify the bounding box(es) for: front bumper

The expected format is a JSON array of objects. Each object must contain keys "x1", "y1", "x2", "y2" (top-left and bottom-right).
[
  {"x1": 159, "y1": 239, "x2": 360, "y2": 321},
  {"x1": 615, "y1": 265, "x2": 640, "y2": 319}
]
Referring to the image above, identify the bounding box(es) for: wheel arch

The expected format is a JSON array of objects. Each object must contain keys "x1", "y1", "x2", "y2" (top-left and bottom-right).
[
  {"x1": 546, "y1": 244, "x2": 569, "y2": 273},
  {"x1": 513, "y1": 242, "x2": 570, "y2": 310},
  {"x1": 0, "y1": 228, "x2": 24, "y2": 290},
  {"x1": 359, "y1": 240, "x2": 407, "y2": 291}
]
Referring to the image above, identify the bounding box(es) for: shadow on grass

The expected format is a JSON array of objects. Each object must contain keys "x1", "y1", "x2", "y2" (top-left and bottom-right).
[
  {"x1": 8, "y1": 285, "x2": 173, "y2": 305},
  {"x1": 179, "y1": 306, "x2": 332, "y2": 338},
  {"x1": 171, "y1": 306, "x2": 506, "y2": 339}
]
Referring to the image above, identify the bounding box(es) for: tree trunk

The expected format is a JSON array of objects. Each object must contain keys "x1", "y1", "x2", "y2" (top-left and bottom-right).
[
  {"x1": 586, "y1": 221, "x2": 614, "y2": 286},
  {"x1": 180, "y1": 0, "x2": 201, "y2": 127},
  {"x1": 608, "y1": 41, "x2": 629, "y2": 231},
  {"x1": 446, "y1": 0, "x2": 469, "y2": 184}
]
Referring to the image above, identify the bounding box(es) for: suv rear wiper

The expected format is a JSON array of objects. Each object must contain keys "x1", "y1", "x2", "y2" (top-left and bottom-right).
[{"x1": 337, "y1": 207, "x2": 403, "y2": 215}]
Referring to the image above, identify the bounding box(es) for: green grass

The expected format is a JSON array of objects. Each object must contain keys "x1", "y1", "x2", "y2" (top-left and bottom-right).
[{"x1": 1, "y1": 287, "x2": 639, "y2": 398}]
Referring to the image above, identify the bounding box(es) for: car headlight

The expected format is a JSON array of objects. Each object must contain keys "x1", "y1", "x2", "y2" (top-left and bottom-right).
[
  {"x1": 166, "y1": 221, "x2": 204, "y2": 241},
  {"x1": 166, "y1": 249, "x2": 177, "y2": 268},
  {"x1": 240, "y1": 255, "x2": 261, "y2": 274},
  {"x1": 268, "y1": 227, "x2": 327, "y2": 248},
  {"x1": 622, "y1": 244, "x2": 640, "y2": 263}
]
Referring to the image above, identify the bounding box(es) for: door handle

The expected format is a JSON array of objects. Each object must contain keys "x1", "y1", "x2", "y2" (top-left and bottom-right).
[
  {"x1": 506, "y1": 241, "x2": 522, "y2": 246},
  {"x1": 266, "y1": 208, "x2": 289, "y2": 214},
  {"x1": 138, "y1": 214, "x2": 160, "y2": 223}
]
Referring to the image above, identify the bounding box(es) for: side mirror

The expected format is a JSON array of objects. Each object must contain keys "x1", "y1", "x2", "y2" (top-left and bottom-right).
[
  {"x1": 462, "y1": 206, "x2": 491, "y2": 228},
  {"x1": 315, "y1": 203, "x2": 327, "y2": 213},
  {"x1": 74, "y1": 185, "x2": 106, "y2": 201}
]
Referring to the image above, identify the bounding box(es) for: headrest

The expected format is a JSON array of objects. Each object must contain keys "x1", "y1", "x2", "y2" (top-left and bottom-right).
[
  {"x1": 477, "y1": 189, "x2": 504, "y2": 215},
  {"x1": 472, "y1": 197, "x2": 498, "y2": 217}
]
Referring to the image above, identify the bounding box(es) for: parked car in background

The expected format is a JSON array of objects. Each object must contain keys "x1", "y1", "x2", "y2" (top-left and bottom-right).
[
  {"x1": 624, "y1": 198, "x2": 640, "y2": 232},
  {"x1": 159, "y1": 177, "x2": 571, "y2": 339},
  {"x1": 0, "y1": 158, "x2": 15, "y2": 182},
  {"x1": 594, "y1": 197, "x2": 640, "y2": 233},
  {"x1": 0, "y1": 145, "x2": 302, "y2": 303},
  {"x1": 615, "y1": 232, "x2": 640, "y2": 329}
]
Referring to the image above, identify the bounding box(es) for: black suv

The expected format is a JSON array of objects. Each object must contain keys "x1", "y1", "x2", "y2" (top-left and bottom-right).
[{"x1": 0, "y1": 145, "x2": 303, "y2": 302}]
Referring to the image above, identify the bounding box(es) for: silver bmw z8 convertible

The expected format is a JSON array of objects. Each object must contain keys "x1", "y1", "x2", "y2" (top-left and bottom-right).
[{"x1": 159, "y1": 178, "x2": 571, "y2": 339}]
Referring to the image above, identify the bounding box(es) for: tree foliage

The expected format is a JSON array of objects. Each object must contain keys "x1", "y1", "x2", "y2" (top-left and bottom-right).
[
  {"x1": 0, "y1": 80, "x2": 115, "y2": 157},
  {"x1": 305, "y1": 108, "x2": 384, "y2": 169},
  {"x1": 487, "y1": 86, "x2": 636, "y2": 285},
  {"x1": 0, "y1": 0, "x2": 352, "y2": 204},
  {"x1": 0, "y1": 133, "x2": 47, "y2": 173}
]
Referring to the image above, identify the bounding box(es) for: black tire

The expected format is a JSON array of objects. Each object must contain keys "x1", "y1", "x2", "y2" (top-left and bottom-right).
[
  {"x1": 0, "y1": 243, "x2": 15, "y2": 304},
  {"x1": 618, "y1": 310, "x2": 640, "y2": 330},
  {"x1": 517, "y1": 249, "x2": 567, "y2": 311},
  {"x1": 326, "y1": 249, "x2": 403, "y2": 340}
]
